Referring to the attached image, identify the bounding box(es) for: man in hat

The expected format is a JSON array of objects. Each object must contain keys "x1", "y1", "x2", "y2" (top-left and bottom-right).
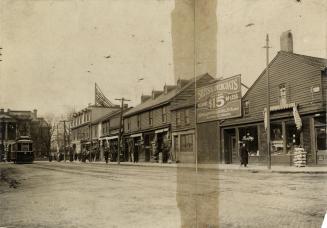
[{"x1": 240, "y1": 142, "x2": 249, "y2": 167}]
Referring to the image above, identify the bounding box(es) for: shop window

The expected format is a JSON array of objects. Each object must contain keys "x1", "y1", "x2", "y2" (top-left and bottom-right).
[
  {"x1": 271, "y1": 123, "x2": 283, "y2": 155},
  {"x1": 239, "y1": 126, "x2": 258, "y2": 156},
  {"x1": 176, "y1": 111, "x2": 181, "y2": 126},
  {"x1": 149, "y1": 111, "x2": 153, "y2": 126},
  {"x1": 243, "y1": 100, "x2": 250, "y2": 116},
  {"x1": 317, "y1": 127, "x2": 326, "y2": 150},
  {"x1": 279, "y1": 84, "x2": 287, "y2": 105},
  {"x1": 285, "y1": 121, "x2": 301, "y2": 154},
  {"x1": 180, "y1": 134, "x2": 193, "y2": 152},
  {"x1": 162, "y1": 107, "x2": 167, "y2": 123},
  {"x1": 184, "y1": 109, "x2": 190, "y2": 125}
]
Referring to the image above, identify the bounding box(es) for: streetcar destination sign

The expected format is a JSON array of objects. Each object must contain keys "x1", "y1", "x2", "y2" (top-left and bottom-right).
[{"x1": 196, "y1": 75, "x2": 242, "y2": 122}]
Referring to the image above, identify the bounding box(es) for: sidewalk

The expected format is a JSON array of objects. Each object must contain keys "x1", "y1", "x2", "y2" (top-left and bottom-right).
[{"x1": 54, "y1": 160, "x2": 327, "y2": 174}]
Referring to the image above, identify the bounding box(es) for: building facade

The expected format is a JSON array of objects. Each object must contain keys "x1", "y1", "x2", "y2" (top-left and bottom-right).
[
  {"x1": 170, "y1": 73, "x2": 216, "y2": 163},
  {"x1": 70, "y1": 105, "x2": 120, "y2": 159},
  {"x1": 0, "y1": 108, "x2": 50, "y2": 161},
  {"x1": 218, "y1": 51, "x2": 327, "y2": 166}
]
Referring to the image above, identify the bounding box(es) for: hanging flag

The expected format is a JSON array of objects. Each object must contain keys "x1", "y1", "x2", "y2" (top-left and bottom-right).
[
  {"x1": 293, "y1": 105, "x2": 302, "y2": 130},
  {"x1": 95, "y1": 83, "x2": 115, "y2": 107}
]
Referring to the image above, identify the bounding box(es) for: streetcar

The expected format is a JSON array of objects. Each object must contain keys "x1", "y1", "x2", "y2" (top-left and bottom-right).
[{"x1": 11, "y1": 136, "x2": 34, "y2": 164}]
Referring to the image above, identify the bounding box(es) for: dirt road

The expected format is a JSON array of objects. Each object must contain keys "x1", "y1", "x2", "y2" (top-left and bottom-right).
[{"x1": 0, "y1": 161, "x2": 326, "y2": 228}]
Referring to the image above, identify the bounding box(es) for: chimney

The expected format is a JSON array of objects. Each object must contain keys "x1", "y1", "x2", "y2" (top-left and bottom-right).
[
  {"x1": 33, "y1": 109, "x2": 37, "y2": 118},
  {"x1": 164, "y1": 85, "x2": 177, "y2": 94},
  {"x1": 141, "y1": 95, "x2": 151, "y2": 103},
  {"x1": 177, "y1": 79, "x2": 189, "y2": 88},
  {"x1": 152, "y1": 90, "x2": 163, "y2": 99},
  {"x1": 280, "y1": 30, "x2": 293, "y2": 53}
]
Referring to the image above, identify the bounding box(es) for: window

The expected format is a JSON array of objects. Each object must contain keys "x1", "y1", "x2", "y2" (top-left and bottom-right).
[
  {"x1": 180, "y1": 134, "x2": 194, "y2": 152},
  {"x1": 271, "y1": 123, "x2": 283, "y2": 155},
  {"x1": 149, "y1": 111, "x2": 153, "y2": 126},
  {"x1": 162, "y1": 107, "x2": 167, "y2": 123},
  {"x1": 176, "y1": 111, "x2": 181, "y2": 126},
  {"x1": 184, "y1": 109, "x2": 190, "y2": 125},
  {"x1": 243, "y1": 100, "x2": 250, "y2": 115},
  {"x1": 137, "y1": 115, "x2": 141, "y2": 129},
  {"x1": 279, "y1": 84, "x2": 287, "y2": 105}
]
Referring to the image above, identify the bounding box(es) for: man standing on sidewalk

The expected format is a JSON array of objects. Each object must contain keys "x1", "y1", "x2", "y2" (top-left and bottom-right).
[{"x1": 240, "y1": 142, "x2": 249, "y2": 167}]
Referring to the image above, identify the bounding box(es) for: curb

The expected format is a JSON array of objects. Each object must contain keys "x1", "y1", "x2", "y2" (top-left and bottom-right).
[{"x1": 34, "y1": 161, "x2": 327, "y2": 174}]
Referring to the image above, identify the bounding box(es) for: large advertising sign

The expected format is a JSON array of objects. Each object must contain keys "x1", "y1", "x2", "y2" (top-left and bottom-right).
[{"x1": 196, "y1": 75, "x2": 242, "y2": 123}]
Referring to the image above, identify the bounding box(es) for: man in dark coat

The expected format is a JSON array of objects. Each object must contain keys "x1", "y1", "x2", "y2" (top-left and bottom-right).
[{"x1": 240, "y1": 142, "x2": 249, "y2": 167}]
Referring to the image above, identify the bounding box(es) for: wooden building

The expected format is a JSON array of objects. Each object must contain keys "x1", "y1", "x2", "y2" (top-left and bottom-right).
[
  {"x1": 170, "y1": 73, "x2": 216, "y2": 163},
  {"x1": 219, "y1": 51, "x2": 327, "y2": 166},
  {"x1": 123, "y1": 83, "x2": 180, "y2": 162}
]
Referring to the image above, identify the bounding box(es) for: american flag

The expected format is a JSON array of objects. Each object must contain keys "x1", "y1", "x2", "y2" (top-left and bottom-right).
[{"x1": 95, "y1": 83, "x2": 115, "y2": 107}]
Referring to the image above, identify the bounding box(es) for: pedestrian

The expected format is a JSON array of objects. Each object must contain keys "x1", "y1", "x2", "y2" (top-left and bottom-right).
[
  {"x1": 240, "y1": 142, "x2": 249, "y2": 167},
  {"x1": 104, "y1": 148, "x2": 109, "y2": 164}
]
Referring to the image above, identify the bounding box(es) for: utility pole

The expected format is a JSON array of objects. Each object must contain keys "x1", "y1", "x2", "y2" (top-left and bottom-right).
[
  {"x1": 1, "y1": 117, "x2": 4, "y2": 161},
  {"x1": 60, "y1": 120, "x2": 68, "y2": 162},
  {"x1": 115, "y1": 97, "x2": 130, "y2": 165},
  {"x1": 263, "y1": 34, "x2": 271, "y2": 169}
]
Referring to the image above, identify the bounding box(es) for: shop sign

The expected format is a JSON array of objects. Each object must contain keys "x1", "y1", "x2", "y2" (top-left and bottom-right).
[{"x1": 196, "y1": 75, "x2": 242, "y2": 122}]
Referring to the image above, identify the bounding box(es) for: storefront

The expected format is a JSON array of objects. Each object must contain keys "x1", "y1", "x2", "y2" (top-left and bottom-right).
[
  {"x1": 154, "y1": 128, "x2": 171, "y2": 163},
  {"x1": 314, "y1": 116, "x2": 327, "y2": 165},
  {"x1": 172, "y1": 130, "x2": 195, "y2": 163}
]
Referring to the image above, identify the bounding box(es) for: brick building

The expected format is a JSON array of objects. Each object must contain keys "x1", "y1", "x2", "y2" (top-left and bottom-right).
[
  {"x1": 0, "y1": 108, "x2": 50, "y2": 161},
  {"x1": 70, "y1": 105, "x2": 120, "y2": 157}
]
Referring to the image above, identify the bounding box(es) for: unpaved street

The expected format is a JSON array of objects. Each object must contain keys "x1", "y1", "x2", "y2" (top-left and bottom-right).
[{"x1": 0, "y1": 162, "x2": 326, "y2": 228}]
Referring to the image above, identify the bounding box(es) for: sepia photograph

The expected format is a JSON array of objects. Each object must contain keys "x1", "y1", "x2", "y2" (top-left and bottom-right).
[{"x1": 0, "y1": 0, "x2": 326, "y2": 227}]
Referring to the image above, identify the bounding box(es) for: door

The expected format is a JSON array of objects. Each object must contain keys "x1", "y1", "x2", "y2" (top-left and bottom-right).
[
  {"x1": 231, "y1": 136, "x2": 238, "y2": 164},
  {"x1": 316, "y1": 126, "x2": 327, "y2": 165},
  {"x1": 173, "y1": 135, "x2": 179, "y2": 161}
]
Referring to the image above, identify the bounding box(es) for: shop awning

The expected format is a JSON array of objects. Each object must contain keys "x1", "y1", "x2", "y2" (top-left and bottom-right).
[
  {"x1": 155, "y1": 128, "x2": 169, "y2": 134},
  {"x1": 131, "y1": 133, "x2": 142, "y2": 138},
  {"x1": 264, "y1": 103, "x2": 302, "y2": 130},
  {"x1": 106, "y1": 136, "x2": 118, "y2": 140}
]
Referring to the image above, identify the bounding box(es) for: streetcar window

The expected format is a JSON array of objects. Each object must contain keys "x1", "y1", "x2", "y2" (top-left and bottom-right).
[
  {"x1": 29, "y1": 143, "x2": 33, "y2": 151},
  {"x1": 18, "y1": 143, "x2": 21, "y2": 151},
  {"x1": 21, "y1": 143, "x2": 29, "y2": 151}
]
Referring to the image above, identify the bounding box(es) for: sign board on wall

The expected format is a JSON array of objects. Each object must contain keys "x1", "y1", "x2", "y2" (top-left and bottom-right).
[{"x1": 196, "y1": 75, "x2": 242, "y2": 123}]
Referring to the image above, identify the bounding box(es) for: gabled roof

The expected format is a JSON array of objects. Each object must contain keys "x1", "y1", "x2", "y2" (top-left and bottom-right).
[
  {"x1": 280, "y1": 51, "x2": 327, "y2": 68},
  {"x1": 243, "y1": 51, "x2": 327, "y2": 99},
  {"x1": 123, "y1": 73, "x2": 214, "y2": 117}
]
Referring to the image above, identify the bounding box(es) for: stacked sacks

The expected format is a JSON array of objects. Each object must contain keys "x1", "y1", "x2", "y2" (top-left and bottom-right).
[{"x1": 293, "y1": 147, "x2": 306, "y2": 167}]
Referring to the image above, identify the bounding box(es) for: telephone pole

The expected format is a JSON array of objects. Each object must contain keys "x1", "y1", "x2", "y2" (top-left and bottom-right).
[
  {"x1": 60, "y1": 120, "x2": 68, "y2": 162},
  {"x1": 115, "y1": 97, "x2": 130, "y2": 165},
  {"x1": 263, "y1": 34, "x2": 271, "y2": 169}
]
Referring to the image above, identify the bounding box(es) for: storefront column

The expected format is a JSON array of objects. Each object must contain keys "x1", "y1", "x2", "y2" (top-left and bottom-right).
[
  {"x1": 5, "y1": 122, "x2": 8, "y2": 140},
  {"x1": 309, "y1": 117, "x2": 316, "y2": 164},
  {"x1": 282, "y1": 121, "x2": 287, "y2": 154},
  {"x1": 257, "y1": 124, "x2": 261, "y2": 155},
  {"x1": 235, "y1": 127, "x2": 239, "y2": 157}
]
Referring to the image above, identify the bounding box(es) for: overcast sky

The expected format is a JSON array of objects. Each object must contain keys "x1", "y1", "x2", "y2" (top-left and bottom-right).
[{"x1": 0, "y1": 0, "x2": 326, "y2": 117}]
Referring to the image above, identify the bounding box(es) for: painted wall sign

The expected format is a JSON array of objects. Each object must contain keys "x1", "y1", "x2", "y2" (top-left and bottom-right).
[{"x1": 196, "y1": 75, "x2": 242, "y2": 122}]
